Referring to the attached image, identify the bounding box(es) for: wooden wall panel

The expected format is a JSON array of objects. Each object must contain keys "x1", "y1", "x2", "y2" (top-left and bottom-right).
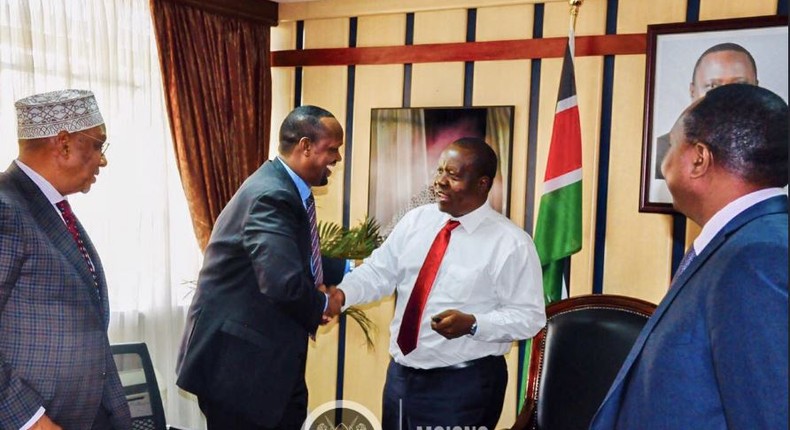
[
  {"x1": 303, "y1": 17, "x2": 349, "y2": 49},
  {"x1": 476, "y1": 3, "x2": 534, "y2": 228},
  {"x1": 605, "y1": 55, "x2": 673, "y2": 303},
  {"x1": 477, "y1": 3, "x2": 535, "y2": 41},
  {"x1": 269, "y1": 21, "x2": 296, "y2": 159},
  {"x1": 356, "y1": 14, "x2": 407, "y2": 47},
  {"x1": 601, "y1": 0, "x2": 687, "y2": 304},
  {"x1": 699, "y1": 0, "x2": 779, "y2": 20},
  {"x1": 414, "y1": 9, "x2": 467, "y2": 43},
  {"x1": 341, "y1": 14, "x2": 406, "y2": 418},
  {"x1": 617, "y1": 0, "x2": 686, "y2": 32},
  {"x1": 279, "y1": 0, "x2": 563, "y2": 22},
  {"x1": 411, "y1": 10, "x2": 467, "y2": 107}
]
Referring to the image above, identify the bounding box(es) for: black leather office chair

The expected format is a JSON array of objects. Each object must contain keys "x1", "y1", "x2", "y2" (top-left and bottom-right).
[
  {"x1": 510, "y1": 294, "x2": 656, "y2": 430},
  {"x1": 112, "y1": 342, "x2": 184, "y2": 430}
]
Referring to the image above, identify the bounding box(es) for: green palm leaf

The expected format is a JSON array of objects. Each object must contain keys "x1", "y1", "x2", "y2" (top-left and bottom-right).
[{"x1": 319, "y1": 216, "x2": 383, "y2": 349}]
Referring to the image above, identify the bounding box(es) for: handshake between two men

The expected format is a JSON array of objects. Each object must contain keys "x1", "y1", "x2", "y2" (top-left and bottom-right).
[{"x1": 320, "y1": 284, "x2": 478, "y2": 340}]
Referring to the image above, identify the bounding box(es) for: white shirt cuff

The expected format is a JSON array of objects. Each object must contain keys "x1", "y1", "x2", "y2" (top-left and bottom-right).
[{"x1": 20, "y1": 407, "x2": 45, "y2": 430}]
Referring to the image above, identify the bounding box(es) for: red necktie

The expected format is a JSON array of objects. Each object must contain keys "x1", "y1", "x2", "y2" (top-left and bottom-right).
[
  {"x1": 56, "y1": 200, "x2": 99, "y2": 291},
  {"x1": 306, "y1": 194, "x2": 323, "y2": 287},
  {"x1": 397, "y1": 219, "x2": 460, "y2": 355}
]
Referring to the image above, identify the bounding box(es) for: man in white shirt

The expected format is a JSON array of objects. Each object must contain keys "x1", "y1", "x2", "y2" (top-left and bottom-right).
[
  {"x1": 591, "y1": 84, "x2": 788, "y2": 429},
  {"x1": 327, "y1": 137, "x2": 545, "y2": 429}
]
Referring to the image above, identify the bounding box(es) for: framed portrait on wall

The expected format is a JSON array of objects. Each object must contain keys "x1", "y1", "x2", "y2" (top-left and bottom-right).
[
  {"x1": 639, "y1": 15, "x2": 788, "y2": 213},
  {"x1": 368, "y1": 106, "x2": 514, "y2": 235}
]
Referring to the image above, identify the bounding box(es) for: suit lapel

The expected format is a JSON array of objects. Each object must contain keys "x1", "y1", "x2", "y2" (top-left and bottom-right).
[
  {"x1": 6, "y1": 164, "x2": 103, "y2": 309},
  {"x1": 268, "y1": 159, "x2": 314, "y2": 279},
  {"x1": 596, "y1": 195, "x2": 788, "y2": 420}
]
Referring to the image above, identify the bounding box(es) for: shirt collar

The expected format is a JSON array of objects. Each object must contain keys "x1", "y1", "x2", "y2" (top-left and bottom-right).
[
  {"x1": 14, "y1": 159, "x2": 65, "y2": 205},
  {"x1": 442, "y1": 201, "x2": 495, "y2": 234},
  {"x1": 693, "y1": 187, "x2": 786, "y2": 253},
  {"x1": 276, "y1": 156, "x2": 312, "y2": 204}
]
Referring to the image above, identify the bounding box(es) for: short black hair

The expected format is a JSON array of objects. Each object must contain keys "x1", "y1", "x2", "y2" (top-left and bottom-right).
[
  {"x1": 451, "y1": 137, "x2": 498, "y2": 188},
  {"x1": 683, "y1": 84, "x2": 788, "y2": 187},
  {"x1": 278, "y1": 105, "x2": 336, "y2": 154},
  {"x1": 691, "y1": 42, "x2": 757, "y2": 83}
]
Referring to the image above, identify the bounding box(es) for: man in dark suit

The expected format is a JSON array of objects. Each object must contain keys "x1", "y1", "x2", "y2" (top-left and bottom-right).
[
  {"x1": 0, "y1": 89, "x2": 131, "y2": 429},
  {"x1": 176, "y1": 105, "x2": 344, "y2": 429},
  {"x1": 591, "y1": 84, "x2": 788, "y2": 429}
]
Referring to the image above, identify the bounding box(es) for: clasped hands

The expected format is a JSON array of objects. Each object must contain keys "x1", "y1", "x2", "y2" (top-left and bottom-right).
[
  {"x1": 318, "y1": 284, "x2": 475, "y2": 339},
  {"x1": 319, "y1": 285, "x2": 345, "y2": 325}
]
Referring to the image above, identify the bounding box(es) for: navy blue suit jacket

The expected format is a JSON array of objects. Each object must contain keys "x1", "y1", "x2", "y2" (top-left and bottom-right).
[
  {"x1": 590, "y1": 195, "x2": 788, "y2": 430},
  {"x1": 176, "y1": 159, "x2": 328, "y2": 427}
]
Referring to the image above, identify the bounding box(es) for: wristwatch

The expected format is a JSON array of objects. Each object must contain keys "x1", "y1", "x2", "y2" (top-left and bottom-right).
[{"x1": 469, "y1": 320, "x2": 478, "y2": 336}]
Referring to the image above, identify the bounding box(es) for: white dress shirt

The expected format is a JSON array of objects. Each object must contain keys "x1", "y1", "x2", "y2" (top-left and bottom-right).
[{"x1": 340, "y1": 202, "x2": 546, "y2": 369}]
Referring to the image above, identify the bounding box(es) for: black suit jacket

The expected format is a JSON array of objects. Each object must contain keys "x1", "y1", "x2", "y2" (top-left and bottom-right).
[{"x1": 176, "y1": 159, "x2": 327, "y2": 426}]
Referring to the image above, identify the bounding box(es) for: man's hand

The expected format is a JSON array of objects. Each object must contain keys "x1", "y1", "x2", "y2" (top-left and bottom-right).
[
  {"x1": 430, "y1": 309, "x2": 475, "y2": 339},
  {"x1": 322, "y1": 286, "x2": 346, "y2": 322},
  {"x1": 30, "y1": 415, "x2": 62, "y2": 430}
]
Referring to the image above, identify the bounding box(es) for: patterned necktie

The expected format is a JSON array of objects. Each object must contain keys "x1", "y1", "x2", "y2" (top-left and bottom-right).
[
  {"x1": 670, "y1": 247, "x2": 697, "y2": 290},
  {"x1": 305, "y1": 194, "x2": 323, "y2": 287},
  {"x1": 56, "y1": 200, "x2": 99, "y2": 291},
  {"x1": 397, "y1": 219, "x2": 460, "y2": 355}
]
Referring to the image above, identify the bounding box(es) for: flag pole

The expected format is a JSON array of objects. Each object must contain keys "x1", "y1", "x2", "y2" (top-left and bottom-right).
[{"x1": 517, "y1": 0, "x2": 586, "y2": 414}]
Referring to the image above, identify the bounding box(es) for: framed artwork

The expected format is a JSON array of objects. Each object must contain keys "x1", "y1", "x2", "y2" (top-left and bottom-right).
[
  {"x1": 368, "y1": 106, "x2": 514, "y2": 234},
  {"x1": 639, "y1": 15, "x2": 788, "y2": 213}
]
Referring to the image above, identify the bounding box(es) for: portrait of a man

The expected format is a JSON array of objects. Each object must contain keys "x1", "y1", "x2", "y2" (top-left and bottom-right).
[{"x1": 641, "y1": 18, "x2": 788, "y2": 211}]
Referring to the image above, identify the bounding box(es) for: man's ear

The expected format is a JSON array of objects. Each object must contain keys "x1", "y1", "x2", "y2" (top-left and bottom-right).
[
  {"x1": 55, "y1": 130, "x2": 71, "y2": 157},
  {"x1": 478, "y1": 176, "x2": 491, "y2": 194},
  {"x1": 690, "y1": 142, "x2": 713, "y2": 178},
  {"x1": 298, "y1": 136, "x2": 312, "y2": 156}
]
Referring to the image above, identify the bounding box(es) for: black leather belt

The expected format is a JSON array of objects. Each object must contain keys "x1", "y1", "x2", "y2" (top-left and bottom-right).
[{"x1": 398, "y1": 355, "x2": 502, "y2": 373}]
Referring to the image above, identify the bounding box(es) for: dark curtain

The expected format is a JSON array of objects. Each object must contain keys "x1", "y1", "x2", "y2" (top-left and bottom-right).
[{"x1": 150, "y1": 0, "x2": 272, "y2": 250}]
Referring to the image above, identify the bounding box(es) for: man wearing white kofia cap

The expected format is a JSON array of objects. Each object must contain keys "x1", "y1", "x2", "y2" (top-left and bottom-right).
[{"x1": 0, "y1": 90, "x2": 131, "y2": 429}]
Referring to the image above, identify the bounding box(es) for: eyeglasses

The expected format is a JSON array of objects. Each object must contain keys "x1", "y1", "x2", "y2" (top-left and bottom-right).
[{"x1": 74, "y1": 130, "x2": 110, "y2": 155}]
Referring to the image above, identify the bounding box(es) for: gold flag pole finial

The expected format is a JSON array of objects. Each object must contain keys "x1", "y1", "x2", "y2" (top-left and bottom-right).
[{"x1": 569, "y1": 0, "x2": 583, "y2": 31}]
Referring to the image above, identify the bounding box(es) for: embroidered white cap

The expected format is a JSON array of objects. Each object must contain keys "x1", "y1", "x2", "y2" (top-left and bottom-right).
[{"x1": 15, "y1": 89, "x2": 104, "y2": 139}]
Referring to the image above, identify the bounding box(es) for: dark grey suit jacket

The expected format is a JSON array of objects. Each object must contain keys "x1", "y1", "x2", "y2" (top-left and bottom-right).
[
  {"x1": 0, "y1": 163, "x2": 131, "y2": 429},
  {"x1": 176, "y1": 159, "x2": 328, "y2": 426}
]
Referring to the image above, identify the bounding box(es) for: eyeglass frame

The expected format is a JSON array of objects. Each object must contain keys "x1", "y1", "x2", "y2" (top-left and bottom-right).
[{"x1": 74, "y1": 130, "x2": 110, "y2": 156}]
